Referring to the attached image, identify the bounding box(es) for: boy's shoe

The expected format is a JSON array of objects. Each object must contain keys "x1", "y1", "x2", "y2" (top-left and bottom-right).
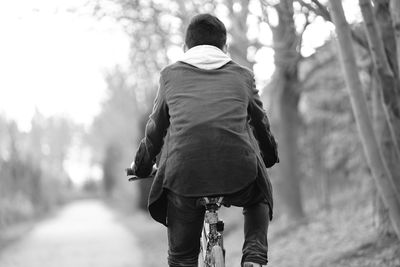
[{"x1": 243, "y1": 262, "x2": 267, "y2": 267}]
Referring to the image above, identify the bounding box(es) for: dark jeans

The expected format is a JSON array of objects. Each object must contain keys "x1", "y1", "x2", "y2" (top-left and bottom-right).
[{"x1": 166, "y1": 182, "x2": 270, "y2": 267}]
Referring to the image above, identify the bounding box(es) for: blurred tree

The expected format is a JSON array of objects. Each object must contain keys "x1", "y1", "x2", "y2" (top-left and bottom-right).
[
  {"x1": 28, "y1": 110, "x2": 76, "y2": 187},
  {"x1": 0, "y1": 112, "x2": 76, "y2": 228},
  {"x1": 82, "y1": 178, "x2": 101, "y2": 194},
  {"x1": 297, "y1": 0, "x2": 400, "y2": 235},
  {"x1": 93, "y1": 0, "x2": 271, "y2": 101},
  {"x1": 364, "y1": 0, "x2": 400, "y2": 236},
  {"x1": 93, "y1": 0, "x2": 178, "y2": 110},
  {"x1": 298, "y1": 0, "x2": 400, "y2": 168},
  {"x1": 329, "y1": 0, "x2": 400, "y2": 239},
  {"x1": 225, "y1": 0, "x2": 255, "y2": 69},
  {"x1": 391, "y1": 0, "x2": 400, "y2": 77},
  {"x1": 89, "y1": 66, "x2": 140, "y2": 203},
  {"x1": 7, "y1": 122, "x2": 22, "y2": 196},
  {"x1": 260, "y1": 0, "x2": 308, "y2": 221},
  {"x1": 28, "y1": 113, "x2": 77, "y2": 207},
  {"x1": 372, "y1": 74, "x2": 400, "y2": 236},
  {"x1": 359, "y1": 0, "x2": 400, "y2": 160},
  {"x1": 102, "y1": 142, "x2": 121, "y2": 196},
  {"x1": 92, "y1": 0, "x2": 180, "y2": 207},
  {"x1": 299, "y1": 38, "x2": 373, "y2": 211}
]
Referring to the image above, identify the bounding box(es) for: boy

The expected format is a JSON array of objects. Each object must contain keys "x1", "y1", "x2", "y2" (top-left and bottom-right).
[{"x1": 131, "y1": 13, "x2": 278, "y2": 267}]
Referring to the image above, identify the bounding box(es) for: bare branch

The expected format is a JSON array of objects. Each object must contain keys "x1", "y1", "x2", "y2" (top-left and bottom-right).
[
  {"x1": 359, "y1": 0, "x2": 400, "y2": 158},
  {"x1": 296, "y1": 0, "x2": 331, "y2": 21},
  {"x1": 297, "y1": 0, "x2": 319, "y2": 16},
  {"x1": 298, "y1": 9, "x2": 312, "y2": 55},
  {"x1": 350, "y1": 25, "x2": 369, "y2": 49},
  {"x1": 259, "y1": 0, "x2": 277, "y2": 31},
  {"x1": 296, "y1": 0, "x2": 368, "y2": 50},
  {"x1": 311, "y1": 0, "x2": 331, "y2": 20}
]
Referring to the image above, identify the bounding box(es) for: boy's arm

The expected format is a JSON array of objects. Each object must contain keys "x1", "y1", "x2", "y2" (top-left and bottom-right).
[
  {"x1": 133, "y1": 74, "x2": 170, "y2": 177},
  {"x1": 247, "y1": 74, "x2": 279, "y2": 168}
]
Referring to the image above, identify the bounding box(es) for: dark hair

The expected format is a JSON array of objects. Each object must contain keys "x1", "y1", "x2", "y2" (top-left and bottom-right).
[{"x1": 184, "y1": 14, "x2": 227, "y2": 50}]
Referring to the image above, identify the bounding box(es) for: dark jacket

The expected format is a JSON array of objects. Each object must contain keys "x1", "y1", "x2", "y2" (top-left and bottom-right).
[{"x1": 133, "y1": 61, "x2": 278, "y2": 226}]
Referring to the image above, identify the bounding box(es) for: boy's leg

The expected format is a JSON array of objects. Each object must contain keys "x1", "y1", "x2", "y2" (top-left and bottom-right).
[
  {"x1": 224, "y1": 183, "x2": 269, "y2": 266},
  {"x1": 241, "y1": 202, "x2": 269, "y2": 266},
  {"x1": 166, "y1": 191, "x2": 205, "y2": 267}
]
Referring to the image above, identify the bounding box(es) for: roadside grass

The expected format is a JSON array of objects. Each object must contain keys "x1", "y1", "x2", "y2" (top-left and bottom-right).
[
  {"x1": 121, "y1": 193, "x2": 400, "y2": 267},
  {"x1": 0, "y1": 221, "x2": 35, "y2": 251},
  {"x1": 333, "y1": 234, "x2": 400, "y2": 267},
  {"x1": 119, "y1": 210, "x2": 168, "y2": 267},
  {"x1": 0, "y1": 193, "x2": 95, "y2": 253}
]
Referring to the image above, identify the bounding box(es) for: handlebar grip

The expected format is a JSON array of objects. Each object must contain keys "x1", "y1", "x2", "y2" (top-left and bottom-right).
[
  {"x1": 126, "y1": 166, "x2": 157, "y2": 182},
  {"x1": 126, "y1": 168, "x2": 135, "y2": 176}
]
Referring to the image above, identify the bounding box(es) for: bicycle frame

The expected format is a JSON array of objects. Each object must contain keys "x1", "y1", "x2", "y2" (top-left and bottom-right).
[{"x1": 198, "y1": 197, "x2": 225, "y2": 267}]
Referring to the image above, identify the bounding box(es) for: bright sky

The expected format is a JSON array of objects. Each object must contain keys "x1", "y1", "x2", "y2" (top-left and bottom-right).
[{"x1": 0, "y1": 0, "x2": 130, "y2": 131}]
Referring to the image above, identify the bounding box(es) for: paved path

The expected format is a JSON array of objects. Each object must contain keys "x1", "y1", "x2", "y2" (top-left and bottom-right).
[{"x1": 0, "y1": 199, "x2": 143, "y2": 267}]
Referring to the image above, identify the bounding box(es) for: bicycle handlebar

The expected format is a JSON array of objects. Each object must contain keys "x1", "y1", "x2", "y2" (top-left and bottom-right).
[
  {"x1": 125, "y1": 166, "x2": 157, "y2": 182},
  {"x1": 126, "y1": 168, "x2": 135, "y2": 176}
]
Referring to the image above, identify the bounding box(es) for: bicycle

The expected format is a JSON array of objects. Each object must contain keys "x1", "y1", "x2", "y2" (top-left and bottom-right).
[{"x1": 126, "y1": 167, "x2": 226, "y2": 267}]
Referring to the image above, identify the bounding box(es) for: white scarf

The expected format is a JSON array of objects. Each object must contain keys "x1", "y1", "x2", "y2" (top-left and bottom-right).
[{"x1": 179, "y1": 45, "x2": 231, "y2": 70}]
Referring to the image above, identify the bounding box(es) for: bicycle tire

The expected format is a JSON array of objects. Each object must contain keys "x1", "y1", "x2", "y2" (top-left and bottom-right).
[
  {"x1": 211, "y1": 245, "x2": 225, "y2": 267},
  {"x1": 198, "y1": 225, "x2": 208, "y2": 267},
  {"x1": 198, "y1": 250, "x2": 205, "y2": 267}
]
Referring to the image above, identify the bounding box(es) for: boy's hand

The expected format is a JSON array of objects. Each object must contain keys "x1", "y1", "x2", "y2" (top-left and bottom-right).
[
  {"x1": 130, "y1": 161, "x2": 136, "y2": 171},
  {"x1": 125, "y1": 162, "x2": 136, "y2": 177},
  {"x1": 126, "y1": 162, "x2": 141, "y2": 181},
  {"x1": 126, "y1": 161, "x2": 157, "y2": 181}
]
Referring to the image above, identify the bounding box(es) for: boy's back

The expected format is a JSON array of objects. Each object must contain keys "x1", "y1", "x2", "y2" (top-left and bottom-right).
[{"x1": 160, "y1": 60, "x2": 258, "y2": 197}]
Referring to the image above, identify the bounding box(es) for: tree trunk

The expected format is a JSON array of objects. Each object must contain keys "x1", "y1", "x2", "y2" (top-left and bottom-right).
[
  {"x1": 329, "y1": 0, "x2": 400, "y2": 239},
  {"x1": 102, "y1": 143, "x2": 121, "y2": 197},
  {"x1": 372, "y1": 74, "x2": 400, "y2": 193},
  {"x1": 359, "y1": 0, "x2": 400, "y2": 160},
  {"x1": 310, "y1": 124, "x2": 331, "y2": 211},
  {"x1": 315, "y1": 127, "x2": 331, "y2": 211},
  {"x1": 375, "y1": 0, "x2": 400, "y2": 194},
  {"x1": 225, "y1": 0, "x2": 254, "y2": 69},
  {"x1": 376, "y1": 196, "x2": 396, "y2": 236},
  {"x1": 390, "y1": 0, "x2": 400, "y2": 78},
  {"x1": 374, "y1": 0, "x2": 399, "y2": 77},
  {"x1": 275, "y1": 73, "x2": 305, "y2": 220},
  {"x1": 372, "y1": 80, "x2": 398, "y2": 236},
  {"x1": 322, "y1": 168, "x2": 332, "y2": 211},
  {"x1": 267, "y1": 0, "x2": 305, "y2": 221}
]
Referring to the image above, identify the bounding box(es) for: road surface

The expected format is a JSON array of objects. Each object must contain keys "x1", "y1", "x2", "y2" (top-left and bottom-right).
[{"x1": 0, "y1": 199, "x2": 143, "y2": 267}]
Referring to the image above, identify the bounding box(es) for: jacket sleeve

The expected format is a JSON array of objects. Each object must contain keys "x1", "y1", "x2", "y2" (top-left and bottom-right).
[
  {"x1": 247, "y1": 73, "x2": 279, "y2": 168},
  {"x1": 133, "y1": 74, "x2": 170, "y2": 177}
]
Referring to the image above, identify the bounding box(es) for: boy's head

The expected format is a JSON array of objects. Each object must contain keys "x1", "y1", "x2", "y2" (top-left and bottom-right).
[{"x1": 184, "y1": 14, "x2": 227, "y2": 51}]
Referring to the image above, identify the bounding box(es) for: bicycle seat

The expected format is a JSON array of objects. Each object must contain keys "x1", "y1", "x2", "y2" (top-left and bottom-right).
[
  {"x1": 197, "y1": 196, "x2": 231, "y2": 209},
  {"x1": 198, "y1": 196, "x2": 223, "y2": 205}
]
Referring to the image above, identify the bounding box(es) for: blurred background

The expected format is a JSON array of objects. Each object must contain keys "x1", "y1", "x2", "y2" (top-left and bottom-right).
[{"x1": 0, "y1": 0, "x2": 399, "y2": 266}]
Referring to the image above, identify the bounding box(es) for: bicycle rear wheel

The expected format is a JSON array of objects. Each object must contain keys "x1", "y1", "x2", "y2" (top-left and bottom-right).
[
  {"x1": 211, "y1": 245, "x2": 224, "y2": 267},
  {"x1": 198, "y1": 227, "x2": 207, "y2": 267},
  {"x1": 198, "y1": 252, "x2": 205, "y2": 267}
]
